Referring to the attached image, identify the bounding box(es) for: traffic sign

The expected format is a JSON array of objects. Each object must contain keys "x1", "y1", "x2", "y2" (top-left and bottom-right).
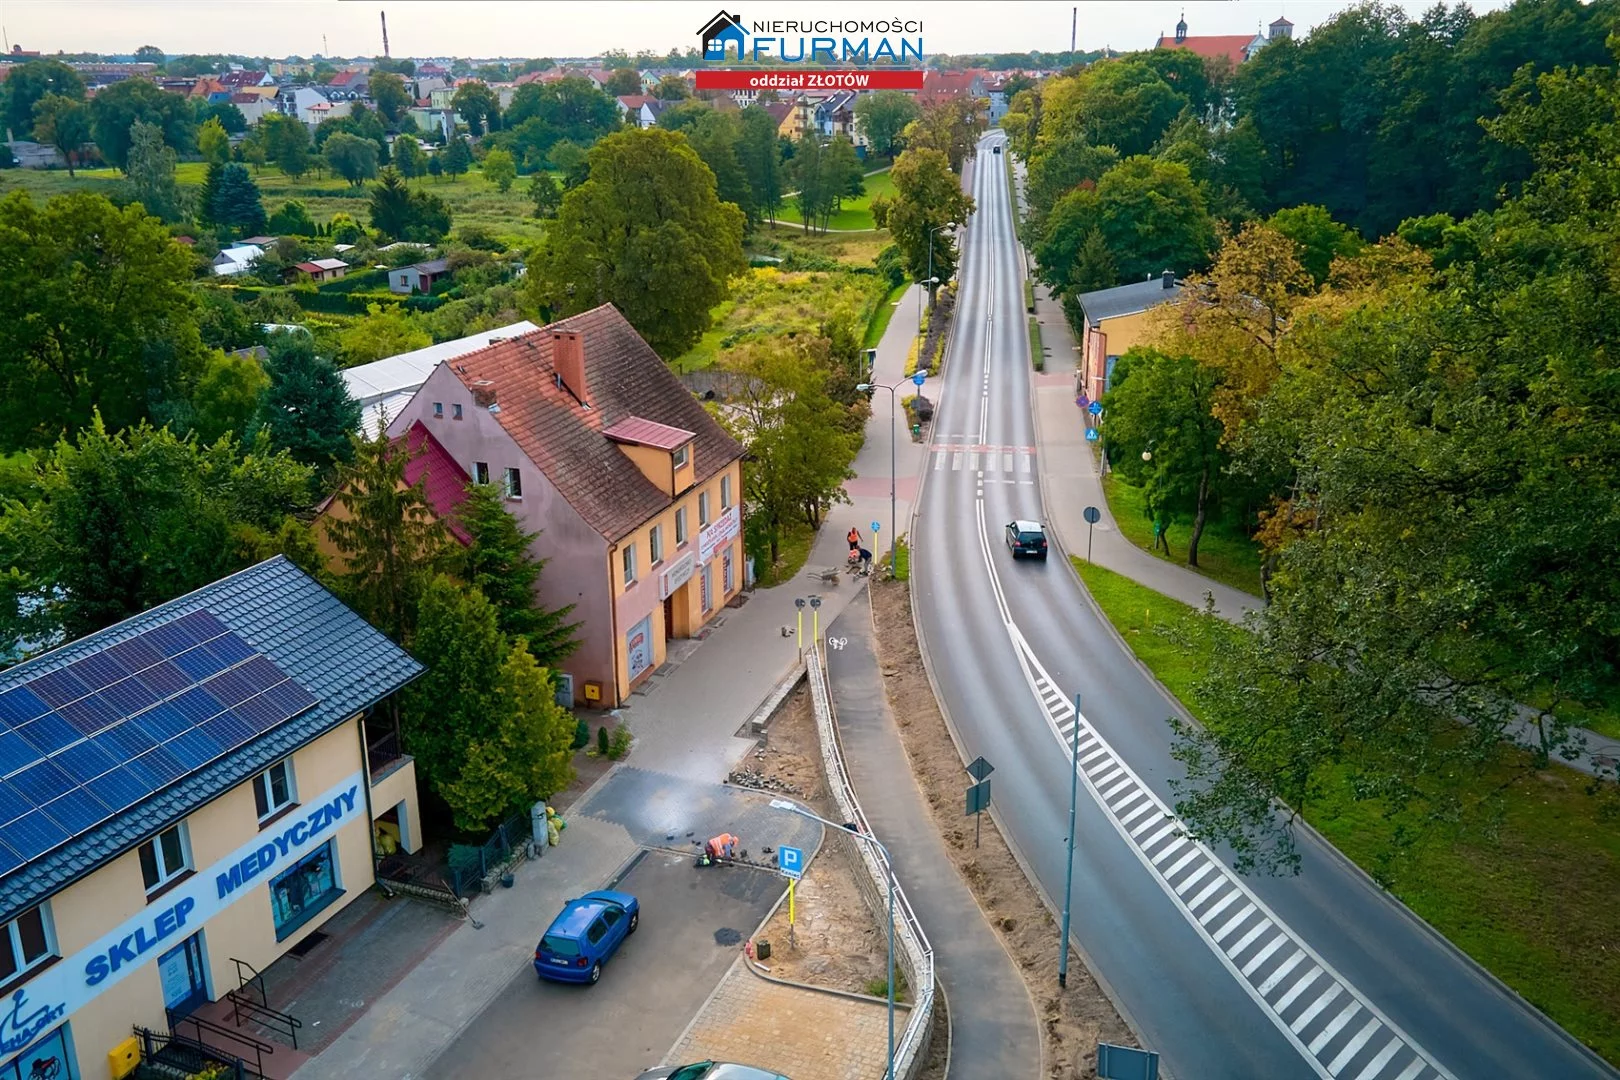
[
  {"x1": 871, "y1": 521, "x2": 881, "y2": 532},
  {"x1": 966, "y1": 755, "x2": 995, "y2": 781},
  {"x1": 1085, "y1": 428, "x2": 1099, "y2": 442},
  {"x1": 778, "y1": 845, "x2": 804, "y2": 880},
  {"x1": 1088, "y1": 400, "x2": 1103, "y2": 416},
  {"x1": 1077, "y1": 394, "x2": 1090, "y2": 408},
  {"x1": 1098, "y1": 1044, "x2": 1159, "y2": 1080},
  {"x1": 1083, "y1": 506, "x2": 1101, "y2": 525},
  {"x1": 965, "y1": 778, "x2": 991, "y2": 815}
]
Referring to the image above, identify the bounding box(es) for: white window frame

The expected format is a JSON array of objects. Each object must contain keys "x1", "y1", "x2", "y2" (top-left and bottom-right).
[
  {"x1": 140, "y1": 823, "x2": 192, "y2": 895},
  {"x1": 504, "y1": 467, "x2": 523, "y2": 500},
  {"x1": 622, "y1": 543, "x2": 637, "y2": 585},
  {"x1": 699, "y1": 491, "x2": 710, "y2": 527},
  {"x1": 475, "y1": 462, "x2": 490, "y2": 486},
  {"x1": 673, "y1": 443, "x2": 690, "y2": 470},
  {"x1": 650, "y1": 524, "x2": 663, "y2": 566},
  {"x1": 253, "y1": 759, "x2": 297, "y2": 823},
  {"x1": 452, "y1": 402, "x2": 464, "y2": 420},
  {"x1": 0, "y1": 904, "x2": 55, "y2": 985},
  {"x1": 721, "y1": 474, "x2": 732, "y2": 510},
  {"x1": 675, "y1": 507, "x2": 688, "y2": 546}
]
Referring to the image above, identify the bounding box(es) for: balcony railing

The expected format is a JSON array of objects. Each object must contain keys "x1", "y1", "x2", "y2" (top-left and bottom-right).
[{"x1": 367, "y1": 728, "x2": 406, "y2": 780}]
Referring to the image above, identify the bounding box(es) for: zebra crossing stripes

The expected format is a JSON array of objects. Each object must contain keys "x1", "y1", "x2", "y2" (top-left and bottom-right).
[{"x1": 932, "y1": 444, "x2": 1036, "y2": 480}]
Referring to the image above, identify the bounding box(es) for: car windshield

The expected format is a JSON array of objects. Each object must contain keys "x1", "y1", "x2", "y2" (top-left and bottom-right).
[
  {"x1": 1019, "y1": 532, "x2": 1044, "y2": 543},
  {"x1": 666, "y1": 1065, "x2": 714, "y2": 1080},
  {"x1": 541, "y1": 934, "x2": 580, "y2": 957}
]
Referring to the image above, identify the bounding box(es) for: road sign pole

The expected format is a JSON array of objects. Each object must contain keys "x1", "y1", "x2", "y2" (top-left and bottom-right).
[
  {"x1": 1087, "y1": 522, "x2": 1094, "y2": 563},
  {"x1": 788, "y1": 877, "x2": 796, "y2": 947},
  {"x1": 1059, "y1": 691, "x2": 1081, "y2": 989}
]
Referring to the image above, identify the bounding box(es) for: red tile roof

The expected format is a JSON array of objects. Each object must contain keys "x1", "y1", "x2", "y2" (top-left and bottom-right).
[
  {"x1": 402, "y1": 421, "x2": 473, "y2": 545},
  {"x1": 1155, "y1": 34, "x2": 1257, "y2": 65},
  {"x1": 617, "y1": 94, "x2": 652, "y2": 111},
  {"x1": 603, "y1": 416, "x2": 695, "y2": 451},
  {"x1": 446, "y1": 305, "x2": 744, "y2": 542},
  {"x1": 328, "y1": 70, "x2": 365, "y2": 87}
]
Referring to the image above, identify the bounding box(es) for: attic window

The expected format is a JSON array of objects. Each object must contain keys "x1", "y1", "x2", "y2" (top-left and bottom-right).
[
  {"x1": 673, "y1": 444, "x2": 690, "y2": 470},
  {"x1": 453, "y1": 403, "x2": 463, "y2": 420},
  {"x1": 433, "y1": 402, "x2": 443, "y2": 418}
]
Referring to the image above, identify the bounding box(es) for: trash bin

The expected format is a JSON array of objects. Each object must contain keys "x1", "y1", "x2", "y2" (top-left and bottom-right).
[{"x1": 530, "y1": 800, "x2": 547, "y2": 858}]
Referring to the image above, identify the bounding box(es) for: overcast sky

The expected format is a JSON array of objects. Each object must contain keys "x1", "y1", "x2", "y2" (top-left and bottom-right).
[{"x1": 4, "y1": 1, "x2": 1510, "y2": 60}]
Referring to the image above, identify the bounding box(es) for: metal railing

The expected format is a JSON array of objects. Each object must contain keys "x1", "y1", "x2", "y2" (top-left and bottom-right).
[
  {"x1": 135, "y1": 1025, "x2": 249, "y2": 1079},
  {"x1": 446, "y1": 808, "x2": 533, "y2": 897},
  {"x1": 166, "y1": 1010, "x2": 274, "y2": 1076},
  {"x1": 366, "y1": 728, "x2": 405, "y2": 777},
  {"x1": 805, "y1": 642, "x2": 936, "y2": 1079},
  {"x1": 227, "y1": 956, "x2": 302, "y2": 1049}
]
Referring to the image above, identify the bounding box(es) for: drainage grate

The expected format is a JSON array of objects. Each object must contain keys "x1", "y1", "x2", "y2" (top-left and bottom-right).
[{"x1": 287, "y1": 931, "x2": 329, "y2": 958}]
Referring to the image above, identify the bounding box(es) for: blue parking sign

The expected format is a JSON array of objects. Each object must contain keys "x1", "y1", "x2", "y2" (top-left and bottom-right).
[{"x1": 778, "y1": 845, "x2": 804, "y2": 880}]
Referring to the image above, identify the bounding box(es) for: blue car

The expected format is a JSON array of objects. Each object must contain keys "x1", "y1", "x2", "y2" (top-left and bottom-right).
[{"x1": 533, "y1": 889, "x2": 640, "y2": 984}]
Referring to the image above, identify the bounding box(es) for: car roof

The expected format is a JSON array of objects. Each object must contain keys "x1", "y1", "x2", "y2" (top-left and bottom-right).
[
  {"x1": 707, "y1": 1066, "x2": 789, "y2": 1080},
  {"x1": 549, "y1": 897, "x2": 611, "y2": 937},
  {"x1": 1012, "y1": 519, "x2": 1044, "y2": 531}
]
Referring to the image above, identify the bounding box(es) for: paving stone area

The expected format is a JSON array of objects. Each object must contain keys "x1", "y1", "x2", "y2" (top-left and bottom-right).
[{"x1": 669, "y1": 959, "x2": 901, "y2": 1080}]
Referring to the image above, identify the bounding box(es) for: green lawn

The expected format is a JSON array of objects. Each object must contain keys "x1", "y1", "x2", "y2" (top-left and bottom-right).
[
  {"x1": 756, "y1": 522, "x2": 816, "y2": 589},
  {"x1": 673, "y1": 266, "x2": 890, "y2": 373},
  {"x1": 1071, "y1": 557, "x2": 1620, "y2": 1067},
  {"x1": 776, "y1": 168, "x2": 893, "y2": 231},
  {"x1": 864, "y1": 282, "x2": 907, "y2": 349},
  {"x1": 0, "y1": 161, "x2": 546, "y2": 247},
  {"x1": 1100, "y1": 471, "x2": 1264, "y2": 598}
]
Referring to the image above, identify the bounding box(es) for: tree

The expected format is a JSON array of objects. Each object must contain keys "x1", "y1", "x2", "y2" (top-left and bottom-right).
[
  {"x1": 442, "y1": 135, "x2": 474, "y2": 179},
  {"x1": 89, "y1": 77, "x2": 195, "y2": 169},
  {"x1": 652, "y1": 74, "x2": 690, "y2": 101},
  {"x1": 686, "y1": 111, "x2": 753, "y2": 225},
  {"x1": 0, "y1": 415, "x2": 311, "y2": 646},
  {"x1": 403, "y1": 577, "x2": 575, "y2": 831},
  {"x1": 545, "y1": 138, "x2": 587, "y2": 176},
  {"x1": 903, "y1": 97, "x2": 987, "y2": 172},
  {"x1": 502, "y1": 76, "x2": 620, "y2": 147},
  {"x1": 328, "y1": 211, "x2": 364, "y2": 244},
  {"x1": 323, "y1": 131, "x2": 379, "y2": 186},
  {"x1": 374, "y1": 57, "x2": 416, "y2": 77},
  {"x1": 1039, "y1": 59, "x2": 1187, "y2": 160},
  {"x1": 369, "y1": 166, "x2": 453, "y2": 242},
  {"x1": 1070, "y1": 227, "x2": 1117, "y2": 293},
  {"x1": 1267, "y1": 205, "x2": 1364, "y2": 286},
  {"x1": 604, "y1": 68, "x2": 643, "y2": 96},
  {"x1": 392, "y1": 133, "x2": 426, "y2": 179},
  {"x1": 1023, "y1": 134, "x2": 1118, "y2": 228},
  {"x1": 255, "y1": 331, "x2": 361, "y2": 470},
  {"x1": 196, "y1": 100, "x2": 247, "y2": 134},
  {"x1": 31, "y1": 94, "x2": 92, "y2": 177},
  {"x1": 197, "y1": 115, "x2": 231, "y2": 166},
  {"x1": 855, "y1": 90, "x2": 920, "y2": 160},
  {"x1": 324, "y1": 428, "x2": 458, "y2": 643},
  {"x1": 2, "y1": 59, "x2": 83, "y2": 143},
  {"x1": 370, "y1": 71, "x2": 411, "y2": 125},
  {"x1": 339, "y1": 302, "x2": 431, "y2": 365},
  {"x1": 1100, "y1": 347, "x2": 1228, "y2": 566},
  {"x1": 451, "y1": 81, "x2": 501, "y2": 136},
  {"x1": 456, "y1": 483, "x2": 579, "y2": 664},
  {"x1": 125, "y1": 120, "x2": 183, "y2": 221},
  {"x1": 482, "y1": 146, "x2": 517, "y2": 192},
  {"x1": 527, "y1": 128, "x2": 745, "y2": 357},
  {"x1": 720, "y1": 337, "x2": 859, "y2": 564},
  {"x1": 529, "y1": 172, "x2": 562, "y2": 219},
  {"x1": 870, "y1": 148, "x2": 975, "y2": 285},
  {"x1": 203, "y1": 162, "x2": 266, "y2": 235},
  {"x1": 737, "y1": 105, "x2": 784, "y2": 223},
  {"x1": 189, "y1": 348, "x2": 270, "y2": 444},
  {"x1": 266, "y1": 199, "x2": 316, "y2": 236},
  {"x1": 259, "y1": 113, "x2": 312, "y2": 178},
  {"x1": 134, "y1": 45, "x2": 167, "y2": 65},
  {"x1": 654, "y1": 100, "x2": 709, "y2": 133},
  {"x1": 427, "y1": 154, "x2": 444, "y2": 181}
]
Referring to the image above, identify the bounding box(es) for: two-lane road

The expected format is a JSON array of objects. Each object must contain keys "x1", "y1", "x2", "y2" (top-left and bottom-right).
[{"x1": 909, "y1": 130, "x2": 1616, "y2": 1080}]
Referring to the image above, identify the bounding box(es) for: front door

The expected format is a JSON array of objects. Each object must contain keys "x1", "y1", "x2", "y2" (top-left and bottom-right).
[
  {"x1": 157, "y1": 932, "x2": 208, "y2": 1017},
  {"x1": 662, "y1": 596, "x2": 674, "y2": 645}
]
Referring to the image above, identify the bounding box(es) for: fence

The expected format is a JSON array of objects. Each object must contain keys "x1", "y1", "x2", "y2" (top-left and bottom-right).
[
  {"x1": 446, "y1": 808, "x2": 534, "y2": 897},
  {"x1": 804, "y1": 642, "x2": 936, "y2": 1079}
]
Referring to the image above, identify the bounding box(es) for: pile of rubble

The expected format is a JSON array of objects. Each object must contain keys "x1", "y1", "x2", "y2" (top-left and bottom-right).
[{"x1": 727, "y1": 767, "x2": 803, "y2": 795}]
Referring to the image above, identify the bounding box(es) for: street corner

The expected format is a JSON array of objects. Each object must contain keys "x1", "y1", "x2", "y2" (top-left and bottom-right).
[{"x1": 573, "y1": 765, "x2": 823, "y2": 861}]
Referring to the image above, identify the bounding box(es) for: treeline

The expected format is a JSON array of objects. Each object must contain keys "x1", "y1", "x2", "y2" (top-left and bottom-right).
[{"x1": 1091, "y1": 30, "x2": 1620, "y2": 868}]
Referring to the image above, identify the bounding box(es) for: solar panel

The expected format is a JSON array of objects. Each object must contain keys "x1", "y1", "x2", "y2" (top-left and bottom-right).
[
  {"x1": 11, "y1": 760, "x2": 73, "y2": 804},
  {"x1": 63, "y1": 651, "x2": 129, "y2": 693},
  {"x1": 0, "y1": 782, "x2": 33, "y2": 827},
  {"x1": 206, "y1": 635, "x2": 256, "y2": 666},
  {"x1": 104, "y1": 634, "x2": 163, "y2": 673},
  {"x1": 164, "y1": 727, "x2": 224, "y2": 770},
  {"x1": 203, "y1": 669, "x2": 256, "y2": 708},
  {"x1": 0, "y1": 841, "x2": 23, "y2": 878},
  {"x1": 0, "y1": 731, "x2": 38, "y2": 777},
  {"x1": 94, "y1": 722, "x2": 157, "y2": 762},
  {"x1": 0, "y1": 811, "x2": 70, "y2": 861},
  {"x1": 27, "y1": 667, "x2": 91, "y2": 708},
  {"x1": 0, "y1": 687, "x2": 48, "y2": 726},
  {"x1": 13, "y1": 714, "x2": 78, "y2": 756},
  {"x1": 100, "y1": 678, "x2": 159, "y2": 717},
  {"x1": 172, "y1": 646, "x2": 230, "y2": 682},
  {"x1": 59, "y1": 695, "x2": 121, "y2": 737},
  {"x1": 169, "y1": 685, "x2": 226, "y2": 725},
  {"x1": 40, "y1": 788, "x2": 109, "y2": 835},
  {"x1": 138, "y1": 661, "x2": 192, "y2": 699},
  {"x1": 263, "y1": 680, "x2": 318, "y2": 717},
  {"x1": 52, "y1": 739, "x2": 119, "y2": 782},
  {"x1": 130, "y1": 703, "x2": 190, "y2": 742},
  {"x1": 85, "y1": 767, "x2": 149, "y2": 814},
  {"x1": 130, "y1": 746, "x2": 187, "y2": 786},
  {"x1": 201, "y1": 712, "x2": 254, "y2": 748}
]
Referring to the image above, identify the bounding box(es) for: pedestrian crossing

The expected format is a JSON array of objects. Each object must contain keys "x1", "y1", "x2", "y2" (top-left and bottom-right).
[
  {"x1": 1028, "y1": 671, "x2": 1457, "y2": 1080},
  {"x1": 931, "y1": 443, "x2": 1035, "y2": 482}
]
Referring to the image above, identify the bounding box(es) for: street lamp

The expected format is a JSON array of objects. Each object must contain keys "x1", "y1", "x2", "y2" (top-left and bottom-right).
[
  {"x1": 926, "y1": 222, "x2": 958, "y2": 311},
  {"x1": 858, "y1": 367, "x2": 929, "y2": 561},
  {"x1": 772, "y1": 798, "x2": 898, "y2": 1080},
  {"x1": 916, "y1": 276, "x2": 939, "y2": 338}
]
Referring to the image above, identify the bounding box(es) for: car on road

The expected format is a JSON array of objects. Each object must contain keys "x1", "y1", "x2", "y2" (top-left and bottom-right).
[
  {"x1": 993, "y1": 144, "x2": 1002, "y2": 154},
  {"x1": 1005, "y1": 519, "x2": 1048, "y2": 560},
  {"x1": 534, "y1": 889, "x2": 640, "y2": 984},
  {"x1": 636, "y1": 1064, "x2": 791, "y2": 1080}
]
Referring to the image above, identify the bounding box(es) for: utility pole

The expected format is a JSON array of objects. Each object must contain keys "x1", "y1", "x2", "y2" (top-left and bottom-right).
[
  {"x1": 322, "y1": 34, "x2": 329, "y2": 57},
  {"x1": 1059, "y1": 692, "x2": 1081, "y2": 989},
  {"x1": 381, "y1": 11, "x2": 390, "y2": 57},
  {"x1": 1071, "y1": 7, "x2": 1077, "y2": 54}
]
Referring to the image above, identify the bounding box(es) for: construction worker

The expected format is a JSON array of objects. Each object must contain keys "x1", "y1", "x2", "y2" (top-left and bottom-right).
[
  {"x1": 847, "y1": 526, "x2": 861, "y2": 558},
  {"x1": 705, "y1": 833, "x2": 740, "y2": 862}
]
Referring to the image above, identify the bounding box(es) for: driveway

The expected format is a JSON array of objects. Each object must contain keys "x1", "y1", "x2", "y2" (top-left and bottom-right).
[{"x1": 422, "y1": 848, "x2": 788, "y2": 1080}]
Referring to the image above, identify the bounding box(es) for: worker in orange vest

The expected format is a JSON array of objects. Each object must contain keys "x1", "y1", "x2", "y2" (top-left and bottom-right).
[{"x1": 706, "y1": 833, "x2": 740, "y2": 862}]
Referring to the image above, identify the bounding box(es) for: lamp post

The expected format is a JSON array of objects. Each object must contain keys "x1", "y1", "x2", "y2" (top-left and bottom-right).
[
  {"x1": 915, "y1": 276, "x2": 939, "y2": 339},
  {"x1": 773, "y1": 798, "x2": 898, "y2": 1080},
  {"x1": 1059, "y1": 692, "x2": 1081, "y2": 988},
  {"x1": 926, "y1": 221, "x2": 957, "y2": 313},
  {"x1": 858, "y1": 367, "x2": 929, "y2": 563}
]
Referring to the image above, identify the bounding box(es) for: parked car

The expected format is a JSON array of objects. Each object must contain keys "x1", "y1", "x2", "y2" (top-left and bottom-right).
[
  {"x1": 534, "y1": 889, "x2": 639, "y2": 984},
  {"x1": 636, "y1": 1064, "x2": 791, "y2": 1080},
  {"x1": 1005, "y1": 519, "x2": 1048, "y2": 560}
]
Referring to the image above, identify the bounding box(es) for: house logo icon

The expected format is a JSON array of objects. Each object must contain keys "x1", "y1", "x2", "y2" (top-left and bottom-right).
[{"x1": 699, "y1": 11, "x2": 747, "y2": 61}]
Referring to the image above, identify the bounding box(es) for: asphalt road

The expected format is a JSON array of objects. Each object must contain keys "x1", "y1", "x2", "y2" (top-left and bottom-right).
[
  {"x1": 909, "y1": 131, "x2": 1617, "y2": 1080},
  {"x1": 423, "y1": 849, "x2": 782, "y2": 1080}
]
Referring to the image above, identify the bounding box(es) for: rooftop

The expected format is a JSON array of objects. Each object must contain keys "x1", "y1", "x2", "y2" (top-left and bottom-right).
[
  {"x1": 341, "y1": 320, "x2": 540, "y2": 436},
  {"x1": 401, "y1": 421, "x2": 473, "y2": 545},
  {"x1": 602, "y1": 416, "x2": 696, "y2": 452},
  {"x1": 1154, "y1": 32, "x2": 1259, "y2": 64},
  {"x1": 443, "y1": 305, "x2": 745, "y2": 542},
  {"x1": 1076, "y1": 273, "x2": 1183, "y2": 326},
  {"x1": 0, "y1": 557, "x2": 422, "y2": 921}
]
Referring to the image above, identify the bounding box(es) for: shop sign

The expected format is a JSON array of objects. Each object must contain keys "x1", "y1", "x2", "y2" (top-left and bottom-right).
[
  {"x1": 659, "y1": 552, "x2": 696, "y2": 600},
  {"x1": 699, "y1": 505, "x2": 741, "y2": 563},
  {"x1": 0, "y1": 990, "x2": 65, "y2": 1057},
  {"x1": 626, "y1": 617, "x2": 653, "y2": 681}
]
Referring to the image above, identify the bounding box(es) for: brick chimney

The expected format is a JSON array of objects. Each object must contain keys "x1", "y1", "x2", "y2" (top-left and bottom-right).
[
  {"x1": 470, "y1": 380, "x2": 498, "y2": 409},
  {"x1": 553, "y1": 329, "x2": 587, "y2": 405}
]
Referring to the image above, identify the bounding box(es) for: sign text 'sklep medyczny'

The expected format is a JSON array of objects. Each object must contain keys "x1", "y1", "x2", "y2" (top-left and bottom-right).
[
  {"x1": 83, "y1": 897, "x2": 195, "y2": 986},
  {"x1": 216, "y1": 786, "x2": 357, "y2": 900}
]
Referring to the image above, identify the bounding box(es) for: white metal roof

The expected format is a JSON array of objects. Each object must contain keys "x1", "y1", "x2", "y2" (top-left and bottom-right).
[{"x1": 341, "y1": 320, "x2": 540, "y2": 428}]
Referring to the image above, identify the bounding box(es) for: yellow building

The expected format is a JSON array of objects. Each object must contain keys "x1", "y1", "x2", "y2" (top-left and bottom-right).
[
  {"x1": 1076, "y1": 271, "x2": 1184, "y2": 409},
  {"x1": 0, "y1": 557, "x2": 423, "y2": 1080}
]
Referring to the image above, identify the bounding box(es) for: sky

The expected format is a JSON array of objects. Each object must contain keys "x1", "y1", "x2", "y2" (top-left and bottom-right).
[{"x1": 3, "y1": 0, "x2": 1511, "y2": 60}]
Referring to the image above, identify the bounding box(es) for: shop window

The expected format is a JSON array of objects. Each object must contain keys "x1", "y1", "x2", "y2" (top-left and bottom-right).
[
  {"x1": 271, "y1": 839, "x2": 342, "y2": 941},
  {"x1": 0, "y1": 1023, "x2": 73, "y2": 1080},
  {"x1": 139, "y1": 824, "x2": 191, "y2": 896},
  {"x1": 253, "y1": 759, "x2": 297, "y2": 823},
  {"x1": 675, "y1": 507, "x2": 688, "y2": 545},
  {"x1": 0, "y1": 904, "x2": 53, "y2": 985}
]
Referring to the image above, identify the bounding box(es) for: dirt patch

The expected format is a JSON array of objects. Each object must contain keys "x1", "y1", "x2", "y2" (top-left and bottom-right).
[
  {"x1": 731, "y1": 685, "x2": 825, "y2": 803},
  {"x1": 549, "y1": 714, "x2": 628, "y2": 814},
  {"x1": 870, "y1": 578, "x2": 1137, "y2": 1079}
]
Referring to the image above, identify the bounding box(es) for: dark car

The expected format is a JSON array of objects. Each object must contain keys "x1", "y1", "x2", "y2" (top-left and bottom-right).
[
  {"x1": 636, "y1": 1064, "x2": 791, "y2": 1080},
  {"x1": 534, "y1": 889, "x2": 639, "y2": 984},
  {"x1": 1005, "y1": 519, "x2": 1048, "y2": 560},
  {"x1": 993, "y1": 144, "x2": 1003, "y2": 154}
]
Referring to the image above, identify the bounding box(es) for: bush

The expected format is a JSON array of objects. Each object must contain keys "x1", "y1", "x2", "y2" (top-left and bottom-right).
[
  {"x1": 607, "y1": 725, "x2": 632, "y2": 760},
  {"x1": 572, "y1": 719, "x2": 590, "y2": 750},
  {"x1": 875, "y1": 243, "x2": 908, "y2": 289},
  {"x1": 597, "y1": 725, "x2": 609, "y2": 756}
]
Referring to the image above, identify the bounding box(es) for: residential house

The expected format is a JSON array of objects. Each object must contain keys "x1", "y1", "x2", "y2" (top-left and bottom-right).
[
  {"x1": 759, "y1": 101, "x2": 793, "y2": 134},
  {"x1": 292, "y1": 87, "x2": 336, "y2": 125},
  {"x1": 385, "y1": 305, "x2": 748, "y2": 707},
  {"x1": 5, "y1": 140, "x2": 65, "y2": 169},
  {"x1": 813, "y1": 91, "x2": 863, "y2": 146},
  {"x1": 327, "y1": 69, "x2": 370, "y2": 95},
  {"x1": 231, "y1": 91, "x2": 280, "y2": 125},
  {"x1": 211, "y1": 244, "x2": 265, "y2": 276},
  {"x1": 919, "y1": 69, "x2": 987, "y2": 108},
  {"x1": 240, "y1": 235, "x2": 278, "y2": 248},
  {"x1": 617, "y1": 94, "x2": 654, "y2": 127},
  {"x1": 1154, "y1": 15, "x2": 1291, "y2": 66},
  {"x1": 340, "y1": 321, "x2": 540, "y2": 435},
  {"x1": 292, "y1": 258, "x2": 349, "y2": 283},
  {"x1": 1075, "y1": 271, "x2": 1183, "y2": 410},
  {"x1": 388, "y1": 258, "x2": 451, "y2": 297},
  {"x1": 986, "y1": 78, "x2": 1010, "y2": 123},
  {"x1": 315, "y1": 421, "x2": 474, "y2": 564},
  {"x1": 638, "y1": 98, "x2": 674, "y2": 128},
  {"x1": 218, "y1": 69, "x2": 273, "y2": 89},
  {"x1": 0, "y1": 556, "x2": 422, "y2": 1080},
  {"x1": 189, "y1": 77, "x2": 233, "y2": 104}
]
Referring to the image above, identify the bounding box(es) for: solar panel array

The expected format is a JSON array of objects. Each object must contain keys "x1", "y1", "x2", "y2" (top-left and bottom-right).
[{"x1": 0, "y1": 610, "x2": 318, "y2": 877}]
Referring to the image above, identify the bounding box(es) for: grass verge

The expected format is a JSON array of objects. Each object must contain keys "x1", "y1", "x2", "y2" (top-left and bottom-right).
[
  {"x1": 1099, "y1": 471, "x2": 1264, "y2": 598},
  {"x1": 754, "y1": 523, "x2": 816, "y2": 589},
  {"x1": 864, "y1": 282, "x2": 906, "y2": 349},
  {"x1": 674, "y1": 267, "x2": 888, "y2": 372},
  {"x1": 888, "y1": 536, "x2": 910, "y2": 582},
  {"x1": 1028, "y1": 315, "x2": 1044, "y2": 371},
  {"x1": 1071, "y1": 556, "x2": 1620, "y2": 1067}
]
